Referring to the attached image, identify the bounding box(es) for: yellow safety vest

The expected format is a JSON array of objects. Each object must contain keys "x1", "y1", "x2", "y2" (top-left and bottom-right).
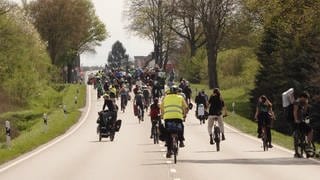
[{"x1": 162, "y1": 94, "x2": 184, "y2": 120}]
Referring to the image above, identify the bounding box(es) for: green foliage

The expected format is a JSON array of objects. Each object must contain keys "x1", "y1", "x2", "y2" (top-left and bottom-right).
[
  {"x1": 27, "y1": 0, "x2": 107, "y2": 68},
  {"x1": 0, "y1": 6, "x2": 52, "y2": 105},
  {"x1": 177, "y1": 46, "x2": 259, "y2": 89},
  {"x1": 250, "y1": 0, "x2": 320, "y2": 136},
  {"x1": 217, "y1": 47, "x2": 259, "y2": 89},
  {"x1": 0, "y1": 85, "x2": 86, "y2": 164},
  {"x1": 177, "y1": 47, "x2": 207, "y2": 83}
]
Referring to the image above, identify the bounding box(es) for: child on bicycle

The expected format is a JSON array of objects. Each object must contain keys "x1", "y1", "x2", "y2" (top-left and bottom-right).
[{"x1": 149, "y1": 97, "x2": 160, "y2": 138}]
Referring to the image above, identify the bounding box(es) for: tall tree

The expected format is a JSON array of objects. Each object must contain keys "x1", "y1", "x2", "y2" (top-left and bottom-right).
[
  {"x1": 27, "y1": 0, "x2": 107, "y2": 82},
  {"x1": 126, "y1": 0, "x2": 178, "y2": 69},
  {"x1": 250, "y1": 0, "x2": 320, "y2": 134},
  {"x1": 196, "y1": 0, "x2": 236, "y2": 88},
  {"x1": 168, "y1": 0, "x2": 205, "y2": 57},
  {"x1": 107, "y1": 41, "x2": 129, "y2": 69}
]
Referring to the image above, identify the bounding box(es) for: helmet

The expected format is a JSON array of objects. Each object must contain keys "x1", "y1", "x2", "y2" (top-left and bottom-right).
[{"x1": 169, "y1": 85, "x2": 178, "y2": 94}]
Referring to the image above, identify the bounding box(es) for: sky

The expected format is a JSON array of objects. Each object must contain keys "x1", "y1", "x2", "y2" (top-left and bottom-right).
[
  {"x1": 81, "y1": 0, "x2": 153, "y2": 66},
  {"x1": 11, "y1": 0, "x2": 154, "y2": 67}
]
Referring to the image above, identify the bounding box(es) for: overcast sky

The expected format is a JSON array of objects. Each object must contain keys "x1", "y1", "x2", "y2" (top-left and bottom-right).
[
  {"x1": 82, "y1": 0, "x2": 153, "y2": 66},
  {"x1": 11, "y1": 0, "x2": 153, "y2": 67}
]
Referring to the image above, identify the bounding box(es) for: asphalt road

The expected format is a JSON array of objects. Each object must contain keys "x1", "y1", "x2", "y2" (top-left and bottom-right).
[{"x1": 0, "y1": 85, "x2": 319, "y2": 180}]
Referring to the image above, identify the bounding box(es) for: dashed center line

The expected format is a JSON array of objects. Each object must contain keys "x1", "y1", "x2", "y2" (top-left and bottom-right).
[{"x1": 170, "y1": 168, "x2": 177, "y2": 173}]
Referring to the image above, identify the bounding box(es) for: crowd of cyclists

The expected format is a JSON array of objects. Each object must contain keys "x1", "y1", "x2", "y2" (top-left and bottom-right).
[{"x1": 89, "y1": 66, "x2": 317, "y2": 159}]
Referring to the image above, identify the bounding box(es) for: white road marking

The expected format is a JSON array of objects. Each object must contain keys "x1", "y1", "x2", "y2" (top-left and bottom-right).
[
  {"x1": 162, "y1": 154, "x2": 166, "y2": 158},
  {"x1": 166, "y1": 160, "x2": 172, "y2": 164},
  {"x1": 174, "y1": 178, "x2": 181, "y2": 180},
  {"x1": 170, "y1": 168, "x2": 177, "y2": 173},
  {"x1": 0, "y1": 86, "x2": 92, "y2": 173},
  {"x1": 160, "y1": 148, "x2": 166, "y2": 152}
]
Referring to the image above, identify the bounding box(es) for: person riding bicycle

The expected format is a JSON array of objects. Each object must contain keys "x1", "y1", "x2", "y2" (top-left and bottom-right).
[
  {"x1": 109, "y1": 85, "x2": 117, "y2": 103},
  {"x1": 134, "y1": 90, "x2": 145, "y2": 121},
  {"x1": 142, "y1": 85, "x2": 151, "y2": 109},
  {"x1": 195, "y1": 90, "x2": 209, "y2": 117},
  {"x1": 119, "y1": 84, "x2": 128, "y2": 111},
  {"x1": 149, "y1": 97, "x2": 161, "y2": 139},
  {"x1": 208, "y1": 88, "x2": 227, "y2": 144},
  {"x1": 161, "y1": 86, "x2": 188, "y2": 158},
  {"x1": 254, "y1": 95, "x2": 275, "y2": 148},
  {"x1": 293, "y1": 92, "x2": 313, "y2": 158}
]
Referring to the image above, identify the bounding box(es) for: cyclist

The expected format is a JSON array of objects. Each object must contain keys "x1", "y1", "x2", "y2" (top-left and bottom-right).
[
  {"x1": 134, "y1": 90, "x2": 145, "y2": 121},
  {"x1": 183, "y1": 82, "x2": 192, "y2": 104},
  {"x1": 142, "y1": 85, "x2": 151, "y2": 109},
  {"x1": 161, "y1": 86, "x2": 188, "y2": 158},
  {"x1": 293, "y1": 92, "x2": 313, "y2": 158},
  {"x1": 119, "y1": 84, "x2": 128, "y2": 111},
  {"x1": 149, "y1": 97, "x2": 160, "y2": 138},
  {"x1": 208, "y1": 88, "x2": 227, "y2": 144},
  {"x1": 254, "y1": 95, "x2": 275, "y2": 148},
  {"x1": 195, "y1": 90, "x2": 209, "y2": 117}
]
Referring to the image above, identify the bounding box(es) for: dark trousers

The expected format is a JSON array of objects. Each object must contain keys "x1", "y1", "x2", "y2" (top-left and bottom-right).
[
  {"x1": 165, "y1": 119, "x2": 184, "y2": 152},
  {"x1": 257, "y1": 112, "x2": 272, "y2": 144}
]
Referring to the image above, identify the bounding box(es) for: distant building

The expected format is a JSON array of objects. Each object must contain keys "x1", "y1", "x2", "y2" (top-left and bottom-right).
[{"x1": 134, "y1": 55, "x2": 175, "y2": 72}]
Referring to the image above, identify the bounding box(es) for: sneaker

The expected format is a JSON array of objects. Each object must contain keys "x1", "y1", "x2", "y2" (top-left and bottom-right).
[
  {"x1": 150, "y1": 135, "x2": 153, "y2": 139},
  {"x1": 179, "y1": 141, "x2": 185, "y2": 148},
  {"x1": 166, "y1": 152, "x2": 172, "y2": 158},
  {"x1": 222, "y1": 133, "x2": 226, "y2": 141},
  {"x1": 268, "y1": 144, "x2": 273, "y2": 148}
]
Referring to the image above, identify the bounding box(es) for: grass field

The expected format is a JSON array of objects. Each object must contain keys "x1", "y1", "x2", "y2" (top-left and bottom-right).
[
  {"x1": 0, "y1": 84, "x2": 86, "y2": 165},
  {"x1": 191, "y1": 84, "x2": 298, "y2": 150}
]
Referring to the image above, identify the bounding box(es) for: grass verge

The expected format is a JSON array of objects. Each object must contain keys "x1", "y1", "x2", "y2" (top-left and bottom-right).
[
  {"x1": 191, "y1": 83, "x2": 319, "y2": 151},
  {"x1": 0, "y1": 84, "x2": 86, "y2": 165}
]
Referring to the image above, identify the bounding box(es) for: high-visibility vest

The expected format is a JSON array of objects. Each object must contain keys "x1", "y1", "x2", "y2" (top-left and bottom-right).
[{"x1": 162, "y1": 94, "x2": 184, "y2": 120}]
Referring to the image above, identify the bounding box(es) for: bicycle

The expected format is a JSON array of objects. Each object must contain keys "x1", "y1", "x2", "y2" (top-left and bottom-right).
[
  {"x1": 137, "y1": 105, "x2": 143, "y2": 124},
  {"x1": 293, "y1": 117, "x2": 316, "y2": 158},
  {"x1": 261, "y1": 125, "x2": 268, "y2": 151},
  {"x1": 120, "y1": 94, "x2": 127, "y2": 113},
  {"x1": 152, "y1": 117, "x2": 161, "y2": 144},
  {"x1": 212, "y1": 116, "x2": 221, "y2": 151},
  {"x1": 166, "y1": 121, "x2": 182, "y2": 164}
]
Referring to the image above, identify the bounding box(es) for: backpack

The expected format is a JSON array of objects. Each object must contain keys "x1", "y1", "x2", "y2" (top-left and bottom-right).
[{"x1": 150, "y1": 104, "x2": 160, "y2": 119}]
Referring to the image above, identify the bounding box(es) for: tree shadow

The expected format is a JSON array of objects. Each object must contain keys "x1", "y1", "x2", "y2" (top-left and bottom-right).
[{"x1": 179, "y1": 157, "x2": 320, "y2": 166}]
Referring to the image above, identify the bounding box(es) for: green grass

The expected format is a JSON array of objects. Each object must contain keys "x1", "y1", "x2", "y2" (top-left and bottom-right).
[
  {"x1": 0, "y1": 84, "x2": 86, "y2": 165},
  {"x1": 191, "y1": 83, "x2": 302, "y2": 151}
]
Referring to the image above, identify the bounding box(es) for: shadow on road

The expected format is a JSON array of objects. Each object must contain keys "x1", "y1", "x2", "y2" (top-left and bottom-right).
[
  {"x1": 88, "y1": 140, "x2": 111, "y2": 143},
  {"x1": 141, "y1": 163, "x2": 169, "y2": 166},
  {"x1": 179, "y1": 157, "x2": 320, "y2": 166},
  {"x1": 194, "y1": 151, "x2": 217, "y2": 153},
  {"x1": 144, "y1": 151, "x2": 164, "y2": 153}
]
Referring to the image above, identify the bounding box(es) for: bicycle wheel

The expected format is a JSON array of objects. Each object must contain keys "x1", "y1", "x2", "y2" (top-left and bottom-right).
[
  {"x1": 214, "y1": 126, "x2": 221, "y2": 151},
  {"x1": 172, "y1": 136, "x2": 178, "y2": 164},
  {"x1": 294, "y1": 131, "x2": 304, "y2": 157},
  {"x1": 263, "y1": 135, "x2": 268, "y2": 151},
  {"x1": 153, "y1": 128, "x2": 157, "y2": 144},
  {"x1": 305, "y1": 142, "x2": 316, "y2": 158}
]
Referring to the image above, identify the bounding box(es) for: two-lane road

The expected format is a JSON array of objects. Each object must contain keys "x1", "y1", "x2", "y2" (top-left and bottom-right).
[{"x1": 0, "y1": 85, "x2": 319, "y2": 180}]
